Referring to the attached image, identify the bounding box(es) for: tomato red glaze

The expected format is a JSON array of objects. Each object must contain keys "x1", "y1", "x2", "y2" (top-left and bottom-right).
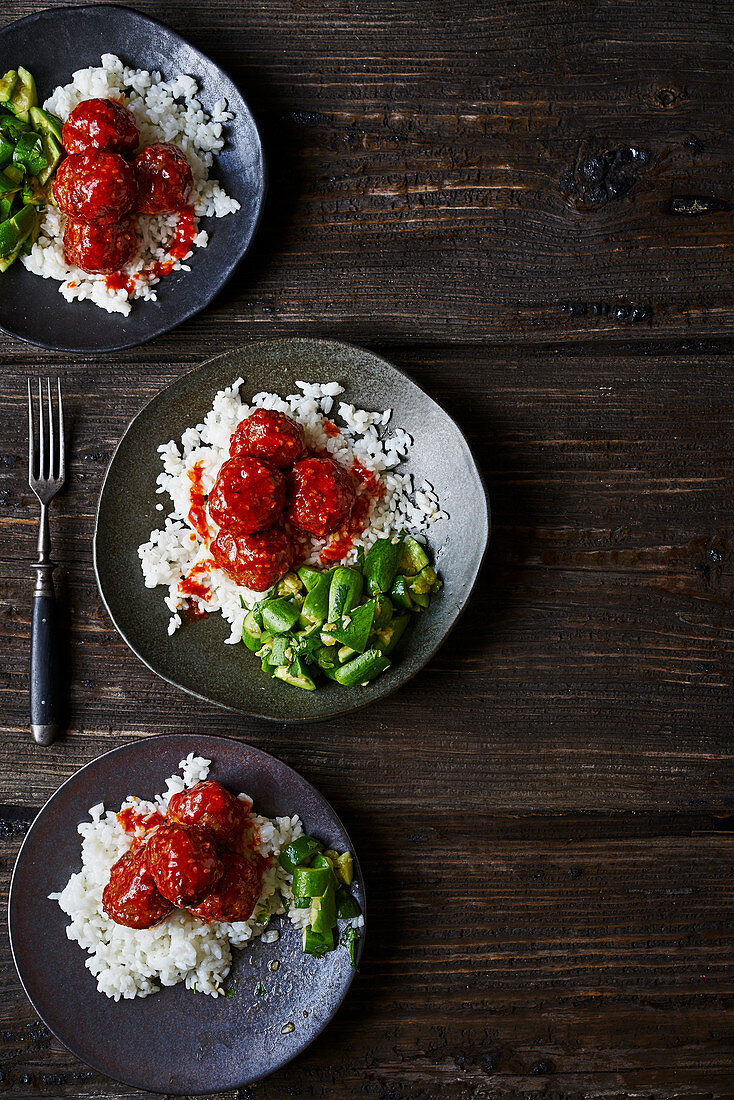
[
  {"x1": 188, "y1": 851, "x2": 267, "y2": 923},
  {"x1": 117, "y1": 803, "x2": 164, "y2": 834},
  {"x1": 229, "y1": 409, "x2": 306, "y2": 469},
  {"x1": 53, "y1": 150, "x2": 137, "y2": 226},
  {"x1": 187, "y1": 461, "x2": 210, "y2": 540},
  {"x1": 169, "y1": 205, "x2": 197, "y2": 260},
  {"x1": 179, "y1": 559, "x2": 215, "y2": 601},
  {"x1": 168, "y1": 780, "x2": 248, "y2": 851},
  {"x1": 208, "y1": 455, "x2": 286, "y2": 534},
  {"x1": 145, "y1": 823, "x2": 223, "y2": 907},
  {"x1": 211, "y1": 523, "x2": 294, "y2": 590},
  {"x1": 102, "y1": 846, "x2": 173, "y2": 929},
  {"x1": 62, "y1": 98, "x2": 140, "y2": 157},
  {"x1": 285, "y1": 456, "x2": 356, "y2": 538},
  {"x1": 322, "y1": 419, "x2": 341, "y2": 439},
  {"x1": 63, "y1": 215, "x2": 137, "y2": 274},
  {"x1": 104, "y1": 270, "x2": 137, "y2": 294},
  {"x1": 134, "y1": 142, "x2": 193, "y2": 215}
]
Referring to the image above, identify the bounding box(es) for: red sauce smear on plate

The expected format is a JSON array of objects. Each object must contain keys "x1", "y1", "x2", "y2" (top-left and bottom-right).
[
  {"x1": 117, "y1": 803, "x2": 164, "y2": 834},
  {"x1": 187, "y1": 461, "x2": 210, "y2": 540}
]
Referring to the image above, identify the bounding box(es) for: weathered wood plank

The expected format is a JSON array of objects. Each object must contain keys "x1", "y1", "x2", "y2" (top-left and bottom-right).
[{"x1": 1, "y1": 0, "x2": 733, "y2": 346}]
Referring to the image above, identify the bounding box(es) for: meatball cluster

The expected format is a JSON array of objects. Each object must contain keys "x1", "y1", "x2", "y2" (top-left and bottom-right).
[
  {"x1": 53, "y1": 98, "x2": 193, "y2": 275},
  {"x1": 208, "y1": 409, "x2": 357, "y2": 591},
  {"x1": 102, "y1": 780, "x2": 265, "y2": 928}
]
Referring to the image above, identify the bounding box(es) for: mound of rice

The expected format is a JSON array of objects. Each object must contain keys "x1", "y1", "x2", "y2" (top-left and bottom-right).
[
  {"x1": 22, "y1": 53, "x2": 240, "y2": 315},
  {"x1": 138, "y1": 378, "x2": 448, "y2": 641},
  {"x1": 48, "y1": 753, "x2": 364, "y2": 1000}
]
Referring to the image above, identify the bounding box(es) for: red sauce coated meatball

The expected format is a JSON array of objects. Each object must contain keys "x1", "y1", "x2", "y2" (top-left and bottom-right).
[
  {"x1": 62, "y1": 98, "x2": 140, "y2": 157},
  {"x1": 63, "y1": 215, "x2": 137, "y2": 274},
  {"x1": 144, "y1": 823, "x2": 223, "y2": 907},
  {"x1": 208, "y1": 455, "x2": 286, "y2": 534},
  {"x1": 133, "y1": 142, "x2": 193, "y2": 214},
  {"x1": 53, "y1": 150, "x2": 137, "y2": 226},
  {"x1": 102, "y1": 845, "x2": 173, "y2": 929},
  {"x1": 211, "y1": 523, "x2": 294, "y2": 591},
  {"x1": 286, "y1": 456, "x2": 356, "y2": 538},
  {"x1": 188, "y1": 851, "x2": 266, "y2": 923},
  {"x1": 229, "y1": 409, "x2": 306, "y2": 469},
  {"x1": 168, "y1": 780, "x2": 248, "y2": 851}
]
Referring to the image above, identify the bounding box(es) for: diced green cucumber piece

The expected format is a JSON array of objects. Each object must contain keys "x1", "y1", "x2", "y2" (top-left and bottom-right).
[
  {"x1": 0, "y1": 112, "x2": 30, "y2": 141},
  {"x1": 332, "y1": 647, "x2": 391, "y2": 686},
  {"x1": 242, "y1": 608, "x2": 264, "y2": 651},
  {"x1": 29, "y1": 105, "x2": 62, "y2": 143},
  {"x1": 309, "y1": 883, "x2": 336, "y2": 934},
  {"x1": 399, "y1": 535, "x2": 430, "y2": 576},
  {"x1": 363, "y1": 534, "x2": 404, "y2": 595},
  {"x1": 0, "y1": 72, "x2": 17, "y2": 106},
  {"x1": 0, "y1": 202, "x2": 36, "y2": 258},
  {"x1": 274, "y1": 658, "x2": 316, "y2": 691},
  {"x1": 327, "y1": 567, "x2": 363, "y2": 621},
  {"x1": 336, "y1": 889, "x2": 361, "y2": 918},
  {"x1": 375, "y1": 612, "x2": 410, "y2": 656},
  {"x1": 299, "y1": 569, "x2": 332, "y2": 626},
  {"x1": 335, "y1": 851, "x2": 354, "y2": 886},
  {"x1": 303, "y1": 925, "x2": 334, "y2": 957},
  {"x1": 389, "y1": 574, "x2": 414, "y2": 610},
  {"x1": 9, "y1": 68, "x2": 37, "y2": 116},
  {"x1": 36, "y1": 132, "x2": 62, "y2": 186},
  {"x1": 0, "y1": 241, "x2": 21, "y2": 272},
  {"x1": 333, "y1": 598, "x2": 377, "y2": 654},
  {"x1": 278, "y1": 834, "x2": 323, "y2": 873},
  {"x1": 260, "y1": 597, "x2": 300, "y2": 634},
  {"x1": 0, "y1": 135, "x2": 13, "y2": 169},
  {"x1": 297, "y1": 565, "x2": 323, "y2": 592}
]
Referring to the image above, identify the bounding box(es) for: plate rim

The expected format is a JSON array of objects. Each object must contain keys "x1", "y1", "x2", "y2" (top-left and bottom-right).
[
  {"x1": 93, "y1": 336, "x2": 491, "y2": 720},
  {"x1": 8, "y1": 731, "x2": 366, "y2": 1095},
  {"x1": 0, "y1": 3, "x2": 267, "y2": 354}
]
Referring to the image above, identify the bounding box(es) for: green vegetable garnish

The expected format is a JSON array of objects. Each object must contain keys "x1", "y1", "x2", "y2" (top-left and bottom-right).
[
  {"x1": 254, "y1": 982, "x2": 265, "y2": 997},
  {"x1": 279, "y1": 834, "x2": 323, "y2": 873},
  {"x1": 340, "y1": 925, "x2": 360, "y2": 970}
]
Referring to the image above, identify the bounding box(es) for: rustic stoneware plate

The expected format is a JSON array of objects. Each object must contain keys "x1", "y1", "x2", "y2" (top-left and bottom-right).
[
  {"x1": 0, "y1": 5, "x2": 265, "y2": 352},
  {"x1": 94, "y1": 338, "x2": 490, "y2": 720},
  {"x1": 9, "y1": 733, "x2": 365, "y2": 1095}
]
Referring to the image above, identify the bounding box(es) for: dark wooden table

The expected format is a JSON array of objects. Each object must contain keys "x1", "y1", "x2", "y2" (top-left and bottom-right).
[{"x1": 2, "y1": 2, "x2": 733, "y2": 1097}]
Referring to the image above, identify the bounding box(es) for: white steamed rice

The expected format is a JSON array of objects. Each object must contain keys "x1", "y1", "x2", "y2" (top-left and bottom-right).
[
  {"x1": 22, "y1": 53, "x2": 240, "y2": 315},
  {"x1": 138, "y1": 378, "x2": 448, "y2": 640},
  {"x1": 49, "y1": 753, "x2": 366, "y2": 1000}
]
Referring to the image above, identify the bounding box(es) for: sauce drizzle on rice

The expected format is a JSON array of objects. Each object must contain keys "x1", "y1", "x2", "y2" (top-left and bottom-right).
[{"x1": 138, "y1": 379, "x2": 448, "y2": 643}]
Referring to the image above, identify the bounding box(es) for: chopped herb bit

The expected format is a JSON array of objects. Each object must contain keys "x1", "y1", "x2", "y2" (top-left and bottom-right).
[
  {"x1": 254, "y1": 982, "x2": 266, "y2": 997},
  {"x1": 281, "y1": 1022, "x2": 295, "y2": 1034},
  {"x1": 341, "y1": 925, "x2": 360, "y2": 970},
  {"x1": 225, "y1": 987, "x2": 235, "y2": 998},
  {"x1": 277, "y1": 889, "x2": 290, "y2": 913}
]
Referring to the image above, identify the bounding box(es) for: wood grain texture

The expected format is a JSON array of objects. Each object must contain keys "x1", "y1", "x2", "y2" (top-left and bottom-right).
[
  {"x1": 1, "y1": 0, "x2": 734, "y2": 1096},
  {"x1": 2, "y1": 0, "x2": 734, "y2": 347}
]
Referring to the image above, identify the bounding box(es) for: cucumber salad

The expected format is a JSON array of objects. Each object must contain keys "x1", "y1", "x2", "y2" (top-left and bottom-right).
[
  {"x1": 242, "y1": 533, "x2": 442, "y2": 691},
  {"x1": 0, "y1": 67, "x2": 63, "y2": 271}
]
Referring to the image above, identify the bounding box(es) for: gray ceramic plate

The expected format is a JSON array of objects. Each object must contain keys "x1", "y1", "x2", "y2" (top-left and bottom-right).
[
  {"x1": 94, "y1": 338, "x2": 489, "y2": 720},
  {"x1": 9, "y1": 733, "x2": 365, "y2": 1095},
  {"x1": 0, "y1": 5, "x2": 265, "y2": 352}
]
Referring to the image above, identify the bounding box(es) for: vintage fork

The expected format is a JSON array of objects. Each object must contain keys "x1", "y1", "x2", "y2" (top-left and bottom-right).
[{"x1": 27, "y1": 378, "x2": 65, "y2": 745}]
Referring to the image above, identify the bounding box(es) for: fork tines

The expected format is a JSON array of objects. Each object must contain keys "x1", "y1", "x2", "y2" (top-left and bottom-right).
[{"x1": 27, "y1": 378, "x2": 65, "y2": 492}]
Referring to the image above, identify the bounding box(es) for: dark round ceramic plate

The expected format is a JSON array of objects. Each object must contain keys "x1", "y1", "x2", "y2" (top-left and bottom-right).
[
  {"x1": 0, "y1": 5, "x2": 265, "y2": 352},
  {"x1": 9, "y1": 733, "x2": 364, "y2": 1095},
  {"x1": 94, "y1": 337, "x2": 490, "y2": 720}
]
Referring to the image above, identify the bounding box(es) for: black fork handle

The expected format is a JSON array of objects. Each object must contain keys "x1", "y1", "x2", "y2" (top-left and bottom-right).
[{"x1": 30, "y1": 563, "x2": 61, "y2": 745}]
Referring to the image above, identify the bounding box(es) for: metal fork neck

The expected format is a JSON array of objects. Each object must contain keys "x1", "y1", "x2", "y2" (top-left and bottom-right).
[{"x1": 34, "y1": 504, "x2": 55, "y2": 596}]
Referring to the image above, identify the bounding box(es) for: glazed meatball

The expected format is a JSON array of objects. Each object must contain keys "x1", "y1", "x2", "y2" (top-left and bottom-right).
[
  {"x1": 133, "y1": 142, "x2": 193, "y2": 214},
  {"x1": 211, "y1": 523, "x2": 294, "y2": 591},
  {"x1": 229, "y1": 409, "x2": 306, "y2": 469},
  {"x1": 286, "y1": 456, "x2": 356, "y2": 538},
  {"x1": 102, "y1": 845, "x2": 173, "y2": 929},
  {"x1": 63, "y1": 215, "x2": 137, "y2": 274},
  {"x1": 188, "y1": 851, "x2": 266, "y2": 924},
  {"x1": 62, "y1": 98, "x2": 140, "y2": 157},
  {"x1": 144, "y1": 823, "x2": 223, "y2": 907},
  {"x1": 53, "y1": 150, "x2": 137, "y2": 226},
  {"x1": 168, "y1": 780, "x2": 248, "y2": 851},
  {"x1": 208, "y1": 455, "x2": 286, "y2": 534}
]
